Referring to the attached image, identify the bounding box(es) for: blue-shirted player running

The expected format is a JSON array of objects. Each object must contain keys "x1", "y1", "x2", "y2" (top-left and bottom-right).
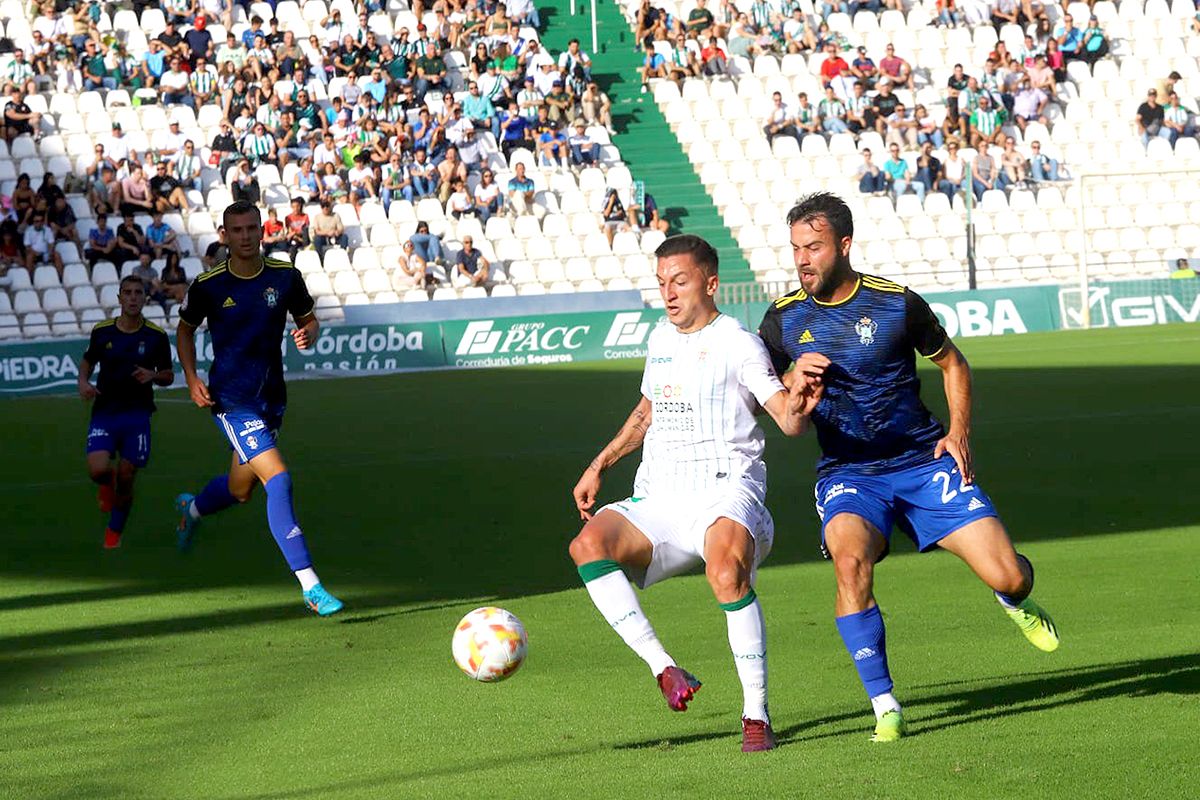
[
  {"x1": 759, "y1": 193, "x2": 1059, "y2": 742},
  {"x1": 173, "y1": 200, "x2": 343, "y2": 616},
  {"x1": 79, "y1": 276, "x2": 174, "y2": 549}
]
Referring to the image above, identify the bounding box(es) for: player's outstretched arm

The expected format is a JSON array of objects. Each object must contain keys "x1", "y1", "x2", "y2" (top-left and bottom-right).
[
  {"x1": 175, "y1": 321, "x2": 213, "y2": 408},
  {"x1": 572, "y1": 397, "x2": 652, "y2": 521},
  {"x1": 931, "y1": 341, "x2": 974, "y2": 484}
]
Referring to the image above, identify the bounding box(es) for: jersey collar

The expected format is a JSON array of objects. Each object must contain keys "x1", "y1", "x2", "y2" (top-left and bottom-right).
[
  {"x1": 812, "y1": 276, "x2": 861, "y2": 307},
  {"x1": 226, "y1": 255, "x2": 265, "y2": 280}
]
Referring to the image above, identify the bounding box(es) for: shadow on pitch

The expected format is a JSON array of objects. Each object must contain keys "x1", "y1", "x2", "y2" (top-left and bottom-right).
[{"x1": 609, "y1": 653, "x2": 1200, "y2": 750}]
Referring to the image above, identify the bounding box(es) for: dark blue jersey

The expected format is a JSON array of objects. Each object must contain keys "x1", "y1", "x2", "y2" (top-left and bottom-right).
[
  {"x1": 759, "y1": 274, "x2": 950, "y2": 475},
  {"x1": 178, "y1": 256, "x2": 314, "y2": 412},
  {"x1": 82, "y1": 318, "x2": 172, "y2": 414}
]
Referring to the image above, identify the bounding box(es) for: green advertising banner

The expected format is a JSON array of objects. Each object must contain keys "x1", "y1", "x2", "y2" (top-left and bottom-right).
[{"x1": 2, "y1": 279, "x2": 1194, "y2": 397}]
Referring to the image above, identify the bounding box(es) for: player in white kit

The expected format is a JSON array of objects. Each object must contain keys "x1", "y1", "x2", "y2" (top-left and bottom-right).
[{"x1": 569, "y1": 235, "x2": 827, "y2": 752}]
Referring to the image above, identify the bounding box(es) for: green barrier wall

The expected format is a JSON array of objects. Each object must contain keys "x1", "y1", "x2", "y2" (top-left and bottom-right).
[{"x1": 2, "y1": 279, "x2": 1195, "y2": 396}]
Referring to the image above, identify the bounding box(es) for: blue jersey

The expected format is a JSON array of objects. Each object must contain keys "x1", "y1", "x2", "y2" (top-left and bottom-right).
[
  {"x1": 82, "y1": 318, "x2": 172, "y2": 415},
  {"x1": 178, "y1": 256, "x2": 314, "y2": 412},
  {"x1": 758, "y1": 274, "x2": 949, "y2": 476}
]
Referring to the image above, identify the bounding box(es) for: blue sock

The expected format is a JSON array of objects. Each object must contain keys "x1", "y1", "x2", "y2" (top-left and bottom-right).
[
  {"x1": 194, "y1": 475, "x2": 238, "y2": 517},
  {"x1": 835, "y1": 605, "x2": 893, "y2": 698},
  {"x1": 108, "y1": 501, "x2": 131, "y2": 534},
  {"x1": 265, "y1": 472, "x2": 312, "y2": 571}
]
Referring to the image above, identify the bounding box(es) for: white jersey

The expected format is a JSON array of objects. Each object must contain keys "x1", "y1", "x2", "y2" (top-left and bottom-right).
[{"x1": 634, "y1": 314, "x2": 785, "y2": 497}]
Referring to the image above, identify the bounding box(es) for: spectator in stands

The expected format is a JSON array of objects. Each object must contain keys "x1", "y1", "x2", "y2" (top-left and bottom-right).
[
  {"x1": 636, "y1": 0, "x2": 670, "y2": 47},
  {"x1": 506, "y1": 161, "x2": 536, "y2": 216},
  {"x1": 537, "y1": 120, "x2": 570, "y2": 169},
  {"x1": 1055, "y1": 14, "x2": 1083, "y2": 63},
  {"x1": 848, "y1": 46, "x2": 878, "y2": 88},
  {"x1": 463, "y1": 80, "x2": 499, "y2": 138},
  {"x1": 970, "y1": 143, "x2": 1007, "y2": 200},
  {"x1": 936, "y1": 0, "x2": 965, "y2": 27},
  {"x1": 569, "y1": 121, "x2": 601, "y2": 167},
  {"x1": 347, "y1": 155, "x2": 378, "y2": 210},
  {"x1": 473, "y1": 170, "x2": 503, "y2": 224},
  {"x1": 318, "y1": 162, "x2": 346, "y2": 205},
  {"x1": 579, "y1": 82, "x2": 615, "y2": 133},
  {"x1": 171, "y1": 140, "x2": 203, "y2": 192},
  {"x1": 119, "y1": 167, "x2": 155, "y2": 217},
  {"x1": 1080, "y1": 16, "x2": 1108, "y2": 65},
  {"x1": 149, "y1": 162, "x2": 189, "y2": 215},
  {"x1": 447, "y1": 179, "x2": 476, "y2": 220},
  {"x1": 688, "y1": 0, "x2": 716, "y2": 37},
  {"x1": 116, "y1": 213, "x2": 148, "y2": 263},
  {"x1": 969, "y1": 94, "x2": 1005, "y2": 149},
  {"x1": 395, "y1": 240, "x2": 434, "y2": 291},
  {"x1": 763, "y1": 91, "x2": 798, "y2": 145},
  {"x1": 410, "y1": 148, "x2": 439, "y2": 200},
  {"x1": 844, "y1": 81, "x2": 871, "y2": 134},
  {"x1": 11, "y1": 173, "x2": 34, "y2": 228},
  {"x1": 160, "y1": 56, "x2": 193, "y2": 108},
  {"x1": 913, "y1": 105, "x2": 944, "y2": 148},
  {"x1": 883, "y1": 143, "x2": 924, "y2": 203},
  {"x1": 291, "y1": 158, "x2": 322, "y2": 205},
  {"x1": 640, "y1": 43, "x2": 668, "y2": 91},
  {"x1": 818, "y1": 86, "x2": 850, "y2": 136},
  {"x1": 1027, "y1": 53, "x2": 1057, "y2": 98},
  {"x1": 146, "y1": 211, "x2": 180, "y2": 261},
  {"x1": 85, "y1": 214, "x2": 117, "y2": 268},
  {"x1": 1170, "y1": 258, "x2": 1197, "y2": 279},
  {"x1": 940, "y1": 139, "x2": 967, "y2": 198},
  {"x1": 914, "y1": 141, "x2": 949, "y2": 199},
  {"x1": 559, "y1": 38, "x2": 593, "y2": 88},
  {"x1": 312, "y1": 201, "x2": 348, "y2": 257},
  {"x1": 1163, "y1": 92, "x2": 1195, "y2": 144},
  {"x1": 5, "y1": 48, "x2": 36, "y2": 96},
  {"x1": 456, "y1": 236, "x2": 493, "y2": 290},
  {"x1": 414, "y1": 43, "x2": 448, "y2": 100},
  {"x1": 544, "y1": 79, "x2": 574, "y2": 124},
  {"x1": 1137, "y1": 89, "x2": 1172, "y2": 147},
  {"x1": 818, "y1": 42, "x2": 849, "y2": 92},
  {"x1": 999, "y1": 136, "x2": 1028, "y2": 186},
  {"x1": 1027, "y1": 140, "x2": 1060, "y2": 182},
  {"x1": 499, "y1": 100, "x2": 534, "y2": 158},
  {"x1": 242, "y1": 121, "x2": 278, "y2": 167},
  {"x1": 231, "y1": 159, "x2": 262, "y2": 205},
  {"x1": 3, "y1": 88, "x2": 40, "y2": 144},
  {"x1": 1044, "y1": 39, "x2": 1065, "y2": 84},
  {"x1": 601, "y1": 187, "x2": 629, "y2": 246},
  {"x1": 0, "y1": 226, "x2": 22, "y2": 276},
  {"x1": 871, "y1": 79, "x2": 901, "y2": 135},
  {"x1": 185, "y1": 16, "x2": 215, "y2": 66},
  {"x1": 284, "y1": 198, "x2": 311, "y2": 259},
  {"x1": 210, "y1": 121, "x2": 239, "y2": 171},
  {"x1": 436, "y1": 145, "x2": 469, "y2": 203},
  {"x1": 884, "y1": 103, "x2": 918, "y2": 150},
  {"x1": 665, "y1": 33, "x2": 699, "y2": 88},
  {"x1": 24, "y1": 212, "x2": 64, "y2": 276},
  {"x1": 262, "y1": 208, "x2": 288, "y2": 257},
  {"x1": 48, "y1": 196, "x2": 82, "y2": 255},
  {"x1": 409, "y1": 221, "x2": 446, "y2": 266},
  {"x1": 700, "y1": 36, "x2": 724, "y2": 77},
  {"x1": 878, "y1": 44, "x2": 914, "y2": 91},
  {"x1": 203, "y1": 228, "x2": 229, "y2": 268},
  {"x1": 1012, "y1": 77, "x2": 1049, "y2": 133}
]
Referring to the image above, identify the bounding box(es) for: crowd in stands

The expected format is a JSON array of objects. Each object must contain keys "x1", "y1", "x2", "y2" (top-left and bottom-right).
[{"x1": 0, "y1": 0, "x2": 667, "y2": 306}]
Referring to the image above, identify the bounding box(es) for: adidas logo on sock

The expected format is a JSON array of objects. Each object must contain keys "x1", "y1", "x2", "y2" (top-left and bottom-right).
[
  {"x1": 853, "y1": 647, "x2": 876, "y2": 661},
  {"x1": 285, "y1": 526, "x2": 303, "y2": 539},
  {"x1": 967, "y1": 497, "x2": 985, "y2": 511}
]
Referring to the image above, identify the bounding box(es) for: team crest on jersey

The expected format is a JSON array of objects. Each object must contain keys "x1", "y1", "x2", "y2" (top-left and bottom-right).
[
  {"x1": 263, "y1": 287, "x2": 279, "y2": 308},
  {"x1": 854, "y1": 316, "x2": 877, "y2": 346},
  {"x1": 137, "y1": 341, "x2": 145, "y2": 356}
]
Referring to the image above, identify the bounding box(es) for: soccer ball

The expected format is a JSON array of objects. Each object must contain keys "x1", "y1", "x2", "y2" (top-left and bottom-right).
[{"x1": 452, "y1": 606, "x2": 528, "y2": 682}]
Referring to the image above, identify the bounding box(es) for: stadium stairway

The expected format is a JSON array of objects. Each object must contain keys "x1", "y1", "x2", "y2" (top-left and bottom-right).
[{"x1": 538, "y1": 0, "x2": 754, "y2": 281}]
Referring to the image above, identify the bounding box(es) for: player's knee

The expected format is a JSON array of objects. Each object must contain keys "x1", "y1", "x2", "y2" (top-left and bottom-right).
[
  {"x1": 229, "y1": 484, "x2": 255, "y2": 504},
  {"x1": 832, "y1": 553, "x2": 873, "y2": 593},
  {"x1": 568, "y1": 527, "x2": 610, "y2": 566},
  {"x1": 115, "y1": 462, "x2": 137, "y2": 485},
  {"x1": 705, "y1": 558, "x2": 749, "y2": 603},
  {"x1": 87, "y1": 464, "x2": 111, "y2": 483}
]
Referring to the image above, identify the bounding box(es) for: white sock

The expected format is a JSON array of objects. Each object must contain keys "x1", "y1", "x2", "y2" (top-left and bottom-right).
[
  {"x1": 188, "y1": 500, "x2": 202, "y2": 521},
  {"x1": 584, "y1": 570, "x2": 675, "y2": 676},
  {"x1": 870, "y1": 692, "x2": 901, "y2": 720},
  {"x1": 725, "y1": 598, "x2": 769, "y2": 722},
  {"x1": 295, "y1": 567, "x2": 320, "y2": 592}
]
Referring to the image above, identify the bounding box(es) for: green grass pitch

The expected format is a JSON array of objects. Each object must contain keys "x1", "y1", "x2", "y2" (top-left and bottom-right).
[{"x1": 2, "y1": 324, "x2": 1198, "y2": 799}]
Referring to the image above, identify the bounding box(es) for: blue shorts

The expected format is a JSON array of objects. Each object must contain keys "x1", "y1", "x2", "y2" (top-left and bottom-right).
[
  {"x1": 814, "y1": 454, "x2": 999, "y2": 558},
  {"x1": 86, "y1": 410, "x2": 152, "y2": 467},
  {"x1": 213, "y1": 406, "x2": 284, "y2": 465}
]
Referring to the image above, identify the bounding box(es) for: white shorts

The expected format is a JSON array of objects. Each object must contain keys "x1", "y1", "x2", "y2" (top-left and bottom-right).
[{"x1": 599, "y1": 481, "x2": 775, "y2": 589}]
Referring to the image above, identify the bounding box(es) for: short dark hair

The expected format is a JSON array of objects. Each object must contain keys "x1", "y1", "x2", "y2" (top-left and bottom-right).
[
  {"x1": 119, "y1": 274, "x2": 145, "y2": 292},
  {"x1": 222, "y1": 200, "x2": 260, "y2": 226},
  {"x1": 654, "y1": 234, "x2": 719, "y2": 277},
  {"x1": 787, "y1": 192, "x2": 854, "y2": 241}
]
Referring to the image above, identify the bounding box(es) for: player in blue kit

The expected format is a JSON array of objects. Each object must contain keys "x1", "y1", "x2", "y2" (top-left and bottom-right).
[
  {"x1": 79, "y1": 276, "x2": 174, "y2": 549},
  {"x1": 173, "y1": 200, "x2": 343, "y2": 616},
  {"x1": 758, "y1": 193, "x2": 1059, "y2": 742}
]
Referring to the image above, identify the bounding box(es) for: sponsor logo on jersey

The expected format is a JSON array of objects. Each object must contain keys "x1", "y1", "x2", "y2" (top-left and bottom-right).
[
  {"x1": 137, "y1": 341, "x2": 145, "y2": 356},
  {"x1": 652, "y1": 383, "x2": 685, "y2": 399},
  {"x1": 222, "y1": 297, "x2": 236, "y2": 308},
  {"x1": 855, "y1": 316, "x2": 877, "y2": 346},
  {"x1": 798, "y1": 329, "x2": 814, "y2": 344},
  {"x1": 967, "y1": 496, "x2": 986, "y2": 511},
  {"x1": 241, "y1": 419, "x2": 266, "y2": 434},
  {"x1": 263, "y1": 287, "x2": 279, "y2": 308},
  {"x1": 245, "y1": 435, "x2": 258, "y2": 449}
]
